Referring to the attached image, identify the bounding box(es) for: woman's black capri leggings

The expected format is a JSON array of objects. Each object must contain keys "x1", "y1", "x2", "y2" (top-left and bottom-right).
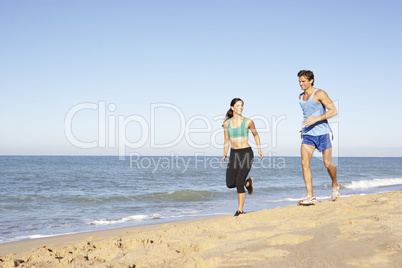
[{"x1": 226, "y1": 147, "x2": 254, "y2": 193}]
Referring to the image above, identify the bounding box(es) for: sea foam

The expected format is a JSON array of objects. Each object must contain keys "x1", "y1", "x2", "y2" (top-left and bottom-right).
[
  {"x1": 343, "y1": 178, "x2": 402, "y2": 189},
  {"x1": 88, "y1": 214, "x2": 162, "y2": 226}
]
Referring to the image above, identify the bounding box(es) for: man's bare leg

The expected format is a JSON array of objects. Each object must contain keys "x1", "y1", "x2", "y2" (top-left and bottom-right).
[
  {"x1": 301, "y1": 143, "x2": 315, "y2": 196},
  {"x1": 322, "y1": 147, "x2": 337, "y2": 187}
]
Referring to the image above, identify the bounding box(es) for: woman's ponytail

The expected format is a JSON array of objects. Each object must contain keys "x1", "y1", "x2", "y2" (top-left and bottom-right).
[{"x1": 225, "y1": 108, "x2": 234, "y2": 119}]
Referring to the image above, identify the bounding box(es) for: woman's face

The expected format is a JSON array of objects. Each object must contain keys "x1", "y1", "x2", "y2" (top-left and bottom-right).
[{"x1": 231, "y1": 100, "x2": 244, "y2": 115}]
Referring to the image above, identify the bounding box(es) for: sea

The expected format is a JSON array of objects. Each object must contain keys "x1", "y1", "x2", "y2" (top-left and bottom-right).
[{"x1": 1, "y1": 155, "x2": 401, "y2": 244}]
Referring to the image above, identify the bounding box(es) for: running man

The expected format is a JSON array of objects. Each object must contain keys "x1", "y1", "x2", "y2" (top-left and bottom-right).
[{"x1": 298, "y1": 70, "x2": 339, "y2": 205}]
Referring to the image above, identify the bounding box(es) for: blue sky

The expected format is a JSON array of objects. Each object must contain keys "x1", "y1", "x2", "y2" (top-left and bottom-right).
[{"x1": 1, "y1": 0, "x2": 401, "y2": 157}]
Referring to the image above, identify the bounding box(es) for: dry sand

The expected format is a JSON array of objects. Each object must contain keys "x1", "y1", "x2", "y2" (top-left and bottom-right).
[{"x1": 1, "y1": 191, "x2": 402, "y2": 267}]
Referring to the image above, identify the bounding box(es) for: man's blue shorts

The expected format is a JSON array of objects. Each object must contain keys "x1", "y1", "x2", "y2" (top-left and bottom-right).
[{"x1": 302, "y1": 133, "x2": 333, "y2": 152}]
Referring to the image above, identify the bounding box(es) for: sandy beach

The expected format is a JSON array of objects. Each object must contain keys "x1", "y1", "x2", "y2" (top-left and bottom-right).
[{"x1": 1, "y1": 191, "x2": 401, "y2": 267}]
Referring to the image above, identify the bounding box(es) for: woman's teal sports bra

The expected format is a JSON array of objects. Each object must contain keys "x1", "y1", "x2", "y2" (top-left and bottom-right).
[{"x1": 228, "y1": 117, "x2": 249, "y2": 138}]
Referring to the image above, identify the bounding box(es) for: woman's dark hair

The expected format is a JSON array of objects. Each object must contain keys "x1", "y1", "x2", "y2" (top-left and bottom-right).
[{"x1": 225, "y1": 98, "x2": 244, "y2": 120}]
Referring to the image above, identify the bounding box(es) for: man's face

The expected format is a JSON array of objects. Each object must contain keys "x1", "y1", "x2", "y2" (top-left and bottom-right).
[{"x1": 299, "y1": 76, "x2": 313, "y2": 91}]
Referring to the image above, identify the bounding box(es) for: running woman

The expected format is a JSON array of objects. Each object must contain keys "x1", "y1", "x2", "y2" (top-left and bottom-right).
[
  {"x1": 223, "y1": 98, "x2": 263, "y2": 216},
  {"x1": 298, "y1": 70, "x2": 340, "y2": 205}
]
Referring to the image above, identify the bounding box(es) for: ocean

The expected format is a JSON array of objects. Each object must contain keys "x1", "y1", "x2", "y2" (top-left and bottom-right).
[{"x1": 1, "y1": 155, "x2": 401, "y2": 244}]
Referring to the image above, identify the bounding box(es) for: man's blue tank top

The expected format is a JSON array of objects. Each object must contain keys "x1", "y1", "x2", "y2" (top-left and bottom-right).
[{"x1": 299, "y1": 89, "x2": 332, "y2": 136}]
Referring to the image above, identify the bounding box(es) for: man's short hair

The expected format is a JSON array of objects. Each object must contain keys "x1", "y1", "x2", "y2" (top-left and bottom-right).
[{"x1": 298, "y1": 70, "x2": 314, "y2": 86}]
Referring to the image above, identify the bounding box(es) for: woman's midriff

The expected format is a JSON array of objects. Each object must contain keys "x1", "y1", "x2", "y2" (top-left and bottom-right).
[{"x1": 230, "y1": 137, "x2": 250, "y2": 149}]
